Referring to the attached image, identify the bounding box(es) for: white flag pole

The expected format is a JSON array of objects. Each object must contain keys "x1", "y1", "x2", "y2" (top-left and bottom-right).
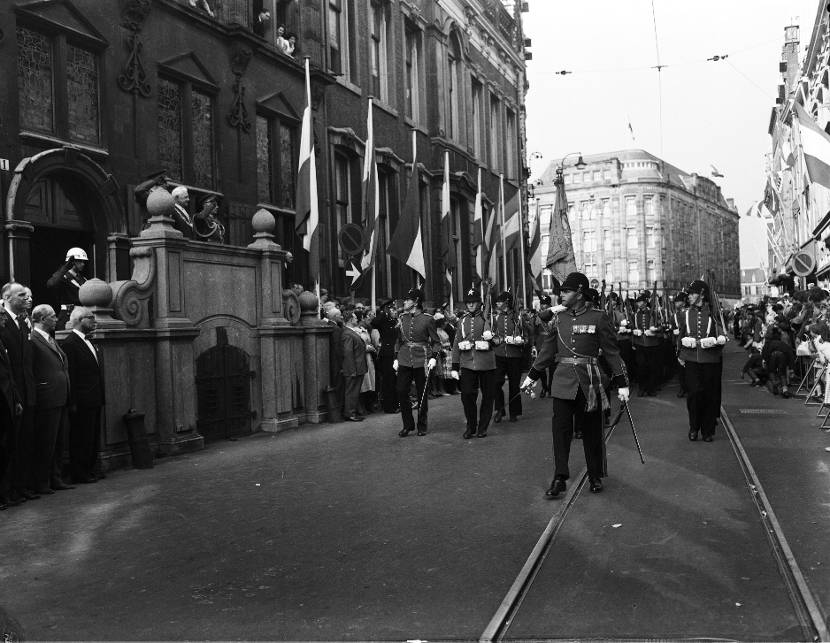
[
  {"x1": 518, "y1": 197, "x2": 527, "y2": 310},
  {"x1": 499, "y1": 174, "x2": 507, "y2": 290}
]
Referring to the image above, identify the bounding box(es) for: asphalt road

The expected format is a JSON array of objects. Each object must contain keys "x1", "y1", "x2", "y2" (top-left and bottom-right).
[{"x1": 2, "y1": 343, "x2": 829, "y2": 641}]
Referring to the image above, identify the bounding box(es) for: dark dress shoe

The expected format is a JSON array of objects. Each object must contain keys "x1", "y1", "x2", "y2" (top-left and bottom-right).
[
  {"x1": 36, "y1": 487, "x2": 55, "y2": 495},
  {"x1": 702, "y1": 435, "x2": 714, "y2": 442},
  {"x1": 688, "y1": 430, "x2": 699, "y2": 441},
  {"x1": 21, "y1": 489, "x2": 41, "y2": 500},
  {"x1": 589, "y1": 478, "x2": 603, "y2": 493},
  {"x1": 398, "y1": 428, "x2": 411, "y2": 437},
  {"x1": 416, "y1": 429, "x2": 427, "y2": 436},
  {"x1": 51, "y1": 481, "x2": 75, "y2": 491},
  {"x1": 345, "y1": 415, "x2": 364, "y2": 422},
  {"x1": 545, "y1": 478, "x2": 566, "y2": 499},
  {"x1": 493, "y1": 411, "x2": 503, "y2": 424},
  {"x1": 463, "y1": 427, "x2": 475, "y2": 439},
  {"x1": 475, "y1": 430, "x2": 487, "y2": 438}
]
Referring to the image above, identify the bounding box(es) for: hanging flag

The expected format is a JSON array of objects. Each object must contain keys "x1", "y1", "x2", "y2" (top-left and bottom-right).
[
  {"x1": 440, "y1": 150, "x2": 455, "y2": 285},
  {"x1": 295, "y1": 58, "x2": 319, "y2": 276},
  {"x1": 528, "y1": 200, "x2": 542, "y2": 284},
  {"x1": 387, "y1": 132, "x2": 425, "y2": 278},
  {"x1": 502, "y1": 190, "x2": 521, "y2": 255},
  {"x1": 483, "y1": 200, "x2": 498, "y2": 284},
  {"x1": 473, "y1": 168, "x2": 484, "y2": 279},
  {"x1": 763, "y1": 175, "x2": 781, "y2": 214},
  {"x1": 545, "y1": 174, "x2": 577, "y2": 283},
  {"x1": 794, "y1": 102, "x2": 830, "y2": 189},
  {"x1": 360, "y1": 98, "x2": 380, "y2": 272}
]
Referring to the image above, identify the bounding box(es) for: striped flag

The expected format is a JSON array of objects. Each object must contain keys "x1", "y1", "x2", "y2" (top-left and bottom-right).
[
  {"x1": 360, "y1": 98, "x2": 379, "y2": 272},
  {"x1": 473, "y1": 168, "x2": 484, "y2": 279},
  {"x1": 295, "y1": 58, "x2": 319, "y2": 274},
  {"x1": 387, "y1": 131, "x2": 425, "y2": 277},
  {"x1": 440, "y1": 150, "x2": 455, "y2": 285},
  {"x1": 794, "y1": 102, "x2": 830, "y2": 189},
  {"x1": 528, "y1": 200, "x2": 542, "y2": 284},
  {"x1": 502, "y1": 190, "x2": 521, "y2": 255}
]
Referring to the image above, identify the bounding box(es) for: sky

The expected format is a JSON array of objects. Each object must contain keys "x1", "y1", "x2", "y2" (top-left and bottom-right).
[{"x1": 522, "y1": 0, "x2": 819, "y2": 269}]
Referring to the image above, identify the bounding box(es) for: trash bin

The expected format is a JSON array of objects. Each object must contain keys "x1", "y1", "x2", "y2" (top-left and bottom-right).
[
  {"x1": 123, "y1": 409, "x2": 154, "y2": 469},
  {"x1": 324, "y1": 386, "x2": 342, "y2": 423}
]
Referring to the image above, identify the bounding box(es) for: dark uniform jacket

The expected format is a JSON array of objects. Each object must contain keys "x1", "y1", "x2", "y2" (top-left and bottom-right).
[
  {"x1": 46, "y1": 265, "x2": 86, "y2": 306},
  {"x1": 610, "y1": 308, "x2": 632, "y2": 342},
  {"x1": 529, "y1": 305, "x2": 628, "y2": 410},
  {"x1": 30, "y1": 330, "x2": 70, "y2": 409},
  {"x1": 493, "y1": 311, "x2": 527, "y2": 358},
  {"x1": 395, "y1": 310, "x2": 441, "y2": 368},
  {"x1": 370, "y1": 313, "x2": 398, "y2": 359},
  {"x1": 676, "y1": 305, "x2": 726, "y2": 364},
  {"x1": 341, "y1": 326, "x2": 368, "y2": 377},
  {"x1": 60, "y1": 330, "x2": 105, "y2": 408},
  {"x1": 632, "y1": 307, "x2": 662, "y2": 347},
  {"x1": 0, "y1": 309, "x2": 35, "y2": 407},
  {"x1": 451, "y1": 312, "x2": 496, "y2": 371}
]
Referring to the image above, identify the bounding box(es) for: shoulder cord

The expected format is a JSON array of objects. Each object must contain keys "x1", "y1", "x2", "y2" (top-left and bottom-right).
[{"x1": 685, "y1": 309, "x2": 712, "y2": 337}]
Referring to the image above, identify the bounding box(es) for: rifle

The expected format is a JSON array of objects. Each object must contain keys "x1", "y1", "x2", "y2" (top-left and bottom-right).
[
  {"x1": 599, "y1": 279, "x2": 607, "y2": 311},
  {"x1": 708, "y1": 270, "x2": 727, "y2": 334}
]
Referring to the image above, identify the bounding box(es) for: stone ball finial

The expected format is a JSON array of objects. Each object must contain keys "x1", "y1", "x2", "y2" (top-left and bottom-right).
[
  {"x1": 78, "y1": 278, "x2": 113, "y2": 307},
  {"x1": 252, "y1": 208, "x2": 276, "y2": 234},
  {"x1": 146, "y1": 187, "x2": 174, "y2": 217},
  {"x1": 298, "y1": 290, "x2": 319, "y2": 313}
]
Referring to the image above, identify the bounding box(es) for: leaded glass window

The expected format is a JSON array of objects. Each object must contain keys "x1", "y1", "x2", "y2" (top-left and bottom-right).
[
  {"x1": 16, "y1": 27, "x2": 54, "y2": 133},
  {"x1": 158, "y1": 79, "x2": 183, "y2": 181},
  {"x1": 66, "y1": 44, "x2": 100, "y2": 145},
  {"x1": 191, "y1": 89, "x2": 215, "y2": 189},
  {"x1": 278, "y1": 122, "x2": 295, "y2": 209},
  {"x1": 256, "y1": 115, "x2": 273, "y2": 204}
]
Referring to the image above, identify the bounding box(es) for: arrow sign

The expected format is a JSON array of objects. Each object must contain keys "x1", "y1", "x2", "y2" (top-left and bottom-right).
[{"x1": 345, "y1": 262, "x2": 361, "y2": 286}]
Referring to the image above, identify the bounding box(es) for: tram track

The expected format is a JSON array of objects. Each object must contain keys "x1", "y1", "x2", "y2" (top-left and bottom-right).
[{"x1": 480, "y1": 404, "x2": 830, "y2": 642}]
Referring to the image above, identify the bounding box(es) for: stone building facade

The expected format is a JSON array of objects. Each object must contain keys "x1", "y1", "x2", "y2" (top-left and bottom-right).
[{"x1": 532, "y1": 149, "x2": 740, "y2": 297}]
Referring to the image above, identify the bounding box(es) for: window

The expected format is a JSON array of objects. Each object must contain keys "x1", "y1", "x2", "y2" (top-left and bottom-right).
[
  {"x1": 505, "y1": 108, "x2": 517, "y2": 180},
  {"x1": 16, "y1": 26, "x2": 101, "y2": 146},
  {"x1": 404, "y1": 23, "x2": 422, "y2": 122},
  {"x1": 256, "y1": 112, "x2": 297, "y2": 209},
  {"x1": 471, "y1": 79, "x2": 483, "y2": 159},
  {"x1": 646, "y1": 259, "x2": 656, "y2": 283},
  {"x1": 645, "y1": 196, "x2": 655, "y2": 216},
  {"x1": 489, "y1": 94, "x2": 500, "y2": 171},
  {"x1": 329, "y1": 0, "x2": 356, "y2": 81},
  {"x1": 448, "y1": 34, "x2": 463, "y2": 143},
  {"x1": 604, "y1": 262, "x2": 613, "y2": 283},
  {"x1": 593, "y1": 170, "x2": 601, "y2": 182},
  {"x1": 627, "y1": 260, "x2": 639, "y2": 286},
  {"x1": 626, "y1": 227, "x2": 638, "y2": 250},
  {"x1": 603, "y1": 228, "x2": 612, "y2": 251},
  {"x1": 646, "y1": 225, "x2": 655, "y2": 248},
  {"x1": 625, "y1": 196, "x2": 637, "y2": 218},
  {"x1": 584, "y1": 263, "x2": 597, "y2": 279},
  {"x1": 369, "y1": 0, "x2": 390, "y2": 103},
  {"x1": 376, "y1": 167, "x2": 397, "y2": 296},
  {"x1": 603, "y1": 168, "x2": 611, "y2": 181},
  {"x1": 158, "y1": 77, "x2": 217, "y2": 189},
  {"x1": 601, "y1": 199, "x2": 610, "y2": 218},
  {"x1": 582, "y1": 229, "x2": 596, "y2": 252},
  {"x1": 573, "y1": 172, "x2": 582, "y2": 184},
  {"x1": 581, "y1": 202, "x2": 592, "y2": 221},
  {"x1": 334, "y1": 150, "x2": 359, "y2": 264}
]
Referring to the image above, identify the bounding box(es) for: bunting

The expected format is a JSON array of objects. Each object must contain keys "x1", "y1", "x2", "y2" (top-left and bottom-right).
[
  {"x1": 440, "y1": 150, "x2": 456, "y2": 286},
  {"x1": 387, "y1": 131, "x2": 425, "y2": 278},
  {"x1": 294, "y1": 58, "x2": 319, "y2": 277},
  {"x1": 360, "y1": 98, "x2": 379, "y2": 272},
  {"x1": 473, "y1": 168, "x2": 484, "y2": 279}
]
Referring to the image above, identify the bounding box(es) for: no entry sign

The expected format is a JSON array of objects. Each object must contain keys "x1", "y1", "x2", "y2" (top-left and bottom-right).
[{"x1": 338, "y1": 223, "x2": 365, "y2": 256}]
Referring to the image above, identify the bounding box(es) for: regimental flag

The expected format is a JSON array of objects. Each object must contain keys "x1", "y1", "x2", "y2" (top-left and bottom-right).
[
  {"x1": 545, "y1": 174, "x2": 577, "y2": 283},
  {"x1": 502, "y1": 190, "x2": 521, "y2": 256},
  {"x1": 473, "y1": 168, "x2": 484, "y2": 279},
  {"x1": 387, "y1": 132, "x2": 425, "y2": 278},
  {"x1": 295, "y1": 58, "x2": 319, "y2": 274},
  {"x1": 440, "y1": 150, "x2": 456, "y2": 285},
  {"x1": 483, "y1": 199, "x2": 498, "y2": 284},
  {"x1": 794, "y1": 102, "x2": 830, "y2": 189},
  {"x1": 360, "y1": 98, "x2": 380, "y2": 272},
  {"x1": 528, "y1": 200, "x2": 542, "y2": 285},
  {"x1": 763, "y1": 175, "x2": 781, "y2": 215}
]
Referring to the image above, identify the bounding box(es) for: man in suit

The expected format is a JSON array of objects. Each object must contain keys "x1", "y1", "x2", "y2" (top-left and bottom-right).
[
  {"x1": 61, "y1": 307, "x2": 105, "y2": 483},
  {"x1": 341, "y1": 310, "x2": 368, "y2": 422},
  {"x1": 29, "y1": 304, "x2": 74, "y2": 494},
  {"x1": 0, "y1": 282, "x2": 37, "y2": 509}
]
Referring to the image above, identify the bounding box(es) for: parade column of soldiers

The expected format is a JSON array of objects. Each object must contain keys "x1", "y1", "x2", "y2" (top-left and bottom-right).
[{"x1": 492, "y1": 291, "x2": 527, "y2": 423}]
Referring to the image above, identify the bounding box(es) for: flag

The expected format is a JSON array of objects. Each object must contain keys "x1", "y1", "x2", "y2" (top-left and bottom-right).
[
  {"x1": 545, "y1": 175, "x2": 576, "y2": 283},
  {"x1": 387, "y1": 132, "x2": 425, "y2": 277},
  {"x1": 473, "y1": 168, "x2": 484, "y2": 279},
  {"x1": 483, "y1": 202, "x2": 498, "y2": 284},
  {"x1": 440, "y1": 150, "x2": 455, "y2": 285},
  {"x1": 528, "y1": 200, "x2": 542, "y2": 283},
  {"x1": 360, "y1": 98, "x2": 379, "y2": 272},
  {"x1": 502, "y1": 190, "x2": 521, "y2": 255},
  {"x1": 763, "y1": 175, "x2": 780, "y2": 214},
  {"x1": 295, "y1": 58, "x2": 319, "y2": 274},
  {"x1": 794, "y1": 102, "x2": 830, "y2": 189}
]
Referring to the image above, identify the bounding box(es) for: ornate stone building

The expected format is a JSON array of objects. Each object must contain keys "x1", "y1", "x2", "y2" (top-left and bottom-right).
[{"x1": 532, "y1": 150, "x2": 740, "y2": 297}]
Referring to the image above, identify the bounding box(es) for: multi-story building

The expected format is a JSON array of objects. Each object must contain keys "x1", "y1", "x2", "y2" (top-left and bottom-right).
[
  {"x1": 740, "y1": 267, "x2": 768, "y2": 303},
  {"x1": 0, "y1": 0, "x2": 528, "y2": 308},
  {"x1": 531, "y1": 149, "x2": 740, "y2": 297}
]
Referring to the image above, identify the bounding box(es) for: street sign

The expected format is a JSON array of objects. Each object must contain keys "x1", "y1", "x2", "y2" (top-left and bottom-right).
[
  {"x1": 792, "y1": 249, "x2": 815, "y2": 277},
  {"x1": 345, "y1": 261, "x2": 362, "y2": 287},
  {"x1": 338, "y1": 223, "x2": 365, "y2": 256}
]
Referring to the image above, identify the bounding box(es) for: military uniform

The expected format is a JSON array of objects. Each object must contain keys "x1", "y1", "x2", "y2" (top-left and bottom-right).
[
  {"x1": 631, "y1": 296, "x2": 662, "y2": 396},
  {"x1": 671, "y1": 292, "x2": 689, "y2": 397},
  {"x1": 676, "y1": 280, "x2": 726, "y2": 441},
  {"x1": 451, "y1": 289, "x2": 496, "y2": 438},
  {"x1": 394, "y1": 289, "x2": 441, "y2": 436},
  {"x1": 492, "y1": 292, "x2": 527, "y2": 422},
  {"x1": 526, "y1": 273, "x2": 629, "y2": 496}
]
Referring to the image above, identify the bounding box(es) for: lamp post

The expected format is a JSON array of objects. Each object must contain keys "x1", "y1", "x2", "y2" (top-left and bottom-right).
[{"x1": 555, "y1": 152, "x2": 587, "y2": 183}]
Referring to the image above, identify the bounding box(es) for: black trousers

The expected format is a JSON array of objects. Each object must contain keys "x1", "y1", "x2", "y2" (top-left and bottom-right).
[
  {"x1": 69, "y1": 406, "x2": 102, "y2": 481},
  {"x1": 460, "y1": 368, "x2": 495, "y2": 434},
  {"x1": 551, "y1": 389, "x2": 604, "y2": 480},
  {"x1": 34, "y1": 405, "x2": 68, "y2": 489},
  {"x1": 494, "y1": 356, "x2": 523, "y2": 417},
  {"x1": 396, "y1": 365, "x2": 428, "y2": 432},
  {"x1": 377, "y1": 354, "x2": 398, "y2": 412},
  {"x1": 635, "y1": 346, "x2": 660, "y2": 393},
  {"x1": 684, "y1": 361, "x2": 721, "y2": 438}
]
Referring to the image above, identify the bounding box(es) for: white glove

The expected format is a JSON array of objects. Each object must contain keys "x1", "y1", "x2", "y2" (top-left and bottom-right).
[
  {"x1": 513, "y1": 336, "x2": 524, "y2": 345},
  {"x1": 521, "y1": 376, "x2": 535, "y2": 390},
  {"x1": 716, "y1": 335, "x2": 727, "y2": 345},
  {"x1": 633, "y1": 329, "x2": 643, "y2": 337},
  {"x1": 450, "y1": 370, "x2": 460, "y2": 380},
  {"x1": 531, "y1": 347, "x2": 538, "y2": 358},
  {"x1": 673, "y1": 329, "x2": 680, "y2": 336},
  {"x1": 393, "y1": 359, "x2": 398, "y2": 372},
  {"x1": 618, "y1": 387, "x2": 630, "y2": 403},
  {"x1": 504, "y1": 336, "x2": 514, "y2": 345},
  {"x1": 551, "y1": 304, "x2": 567, "y2": 314},
  {"x1": 644, "y1": 329, "x2": 654, "y2": 337},
  {"x1": 677, "y1": 358, "x2": 685, "y2": 367},
  {"x1": 649, "y1": 326, "x2": 659, "y2": 332},
  {"x1": 681, "y1": 337, "x2": 696, "y2": 348},
  {"x1": 620, "y1": 319, "x2": 629, "y2": 327},
  {"x1": 700, "y1": 337, "x2": 716, "y2": 349},
  {"x1": 482, "y1": 330, "x2": 494, "y2": 340},
  {"x1": 427, "y1": 357, "x2": 437, "y2": 369}
]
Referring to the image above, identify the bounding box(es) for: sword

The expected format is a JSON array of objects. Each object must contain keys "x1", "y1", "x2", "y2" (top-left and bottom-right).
[
  {"x1": 416, "y1": 363, "x2": 435, "y2": 421},
  {"x1": 510, "y1": 381, "x2": 538, "y2": 406},
  {"x1": 623, "y1": 401, "x2": 646, "y2": 464}
]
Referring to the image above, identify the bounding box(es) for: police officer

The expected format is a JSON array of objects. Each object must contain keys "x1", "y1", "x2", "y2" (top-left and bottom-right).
[
  {"x1": 47, "y1": 247, "x2": 89, "y2": 330},
  {"x1": 631, "y1": 291, "x2": 662, "y2": 396},
  {"x1": 521, "y1": 272, "x2": 630, "y2": 497},
  {"x1": 492, "y1": 290, "x2": 527, "y2": 423},
  {"x1": 393, "y1": 288, "x2": 441, "y2": 437},
  {"x1": 676, "y1": 279, "x2": 727, "y2": 442},
  {"x1": 450, "y1": 287, "x2": 496, "y2": 438}
]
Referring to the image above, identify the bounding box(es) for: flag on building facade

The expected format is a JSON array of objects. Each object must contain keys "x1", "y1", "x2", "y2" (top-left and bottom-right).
[
  {"x1": 360, "y1": 98, "x2": 379, "y2": 272},
  {"x1": 387, "y1": 132, "x2": 425, "y2": 278},
  {"x1": 295, "y1": 58, "x2": 319, "y2": 275},
  {"x1": 528, "y1": 200, "x2": 542, "y2": 284},
  {"x1": 473, "y1": 168, "x2": 484, "y2": 279},
  {"x1": 501, "y1": 190, "x2": 521, "y2": 256},
  {"x1": 794, "y1": 102, "x2": 830, "y2": 189},
  {"x1": 545, "y1": 175, "x2": 577, "y2": 283},
  {"x1": 440, "y1": 150, "x2": 455, "y2": 286},
  {"x1": 483, "y1": 197, "x2": 498, "y2": 284}
]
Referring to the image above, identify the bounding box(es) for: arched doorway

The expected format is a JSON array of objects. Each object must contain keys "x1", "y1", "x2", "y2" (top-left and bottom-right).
[{"x1": 4, "y1": 146, "x2": 125, "y2": 299}]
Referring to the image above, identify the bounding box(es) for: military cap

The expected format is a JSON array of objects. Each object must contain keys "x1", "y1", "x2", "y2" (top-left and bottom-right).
[
  {"x1": 495, "y1": 290, "x2": 514, "y2": 306},
  {"x1": 404, "y1": 288, "x2": 423, "y2": 302},
  {"x1": 635, "y1": 291, "x2": 650, "y2": 303},
  {"x1": 464, "y1": 286, "x2": 482, "y2": 303},
  {"x1": 560, "y1": 272, "x2": 590, "y2": 293},
  {"x1": 608, "y1": 291, "x2": 619, "y2": 301},
  {"x1": 674, "y1": 290, "x2": 689, "y2": 303},
  {"x1": 687, "y1": 280, "x2": 710, "y2": 299},
  {"x1": 584, "y1": 288, "x2": 599, "y2": 304},
  {"x1": 539, "y1": 294, "x2": 552, "y2": 307}
]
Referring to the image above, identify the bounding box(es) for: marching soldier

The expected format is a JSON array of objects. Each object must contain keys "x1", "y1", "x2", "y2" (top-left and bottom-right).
[
  {"x1": 393, "y1": 288, "x2": 441, "y2": 437},
  {"x1": 492, "y1": 291, "x2": 527, "y2": 423},
  {"x1": 450, "y1": 287, "x2": 496, "y2": 438},
  {"x1": 671, "y1": 291, "x2": 689, "y2": 397},
  {"x1": 533, "y1": 293, "x2": 555, "y2": 397},
  {"x1": 521, "y1": 272, "x2": 630, "y2": 498},
  {"x1": 631, "y1": 292, "x2": 662, "y2": 396},
  {"x1": 676, "y1": 279, "x2": 727, "y2": 442}
]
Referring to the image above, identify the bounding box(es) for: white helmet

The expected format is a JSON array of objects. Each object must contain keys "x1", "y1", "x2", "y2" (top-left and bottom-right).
[{"x1": 65, "y1": 247, "x2": 89, "y2": 262}]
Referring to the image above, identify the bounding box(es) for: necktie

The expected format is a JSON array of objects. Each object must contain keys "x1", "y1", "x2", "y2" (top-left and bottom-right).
[{"x1": 17, "y1": 314, "x2": 28, "y2": 340}]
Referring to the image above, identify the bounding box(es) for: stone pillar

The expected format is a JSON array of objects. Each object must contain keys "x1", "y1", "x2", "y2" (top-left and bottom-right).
[
  {"x1": 5, "y1": 219, "x2": 34, "y2": 284},
  {"x1": 299, "y1": 290, "x2": 331, "y2": 423}
]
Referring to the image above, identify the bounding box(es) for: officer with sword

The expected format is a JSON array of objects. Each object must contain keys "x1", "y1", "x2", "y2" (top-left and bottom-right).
[{"x1": 520, "y1": 272, "x2": 630, "y2": 497}]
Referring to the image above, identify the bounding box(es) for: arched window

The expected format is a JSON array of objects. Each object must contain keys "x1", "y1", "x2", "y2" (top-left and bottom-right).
[{"x1": 447, "y1": 31, "x2": 464, "y2": 144}]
